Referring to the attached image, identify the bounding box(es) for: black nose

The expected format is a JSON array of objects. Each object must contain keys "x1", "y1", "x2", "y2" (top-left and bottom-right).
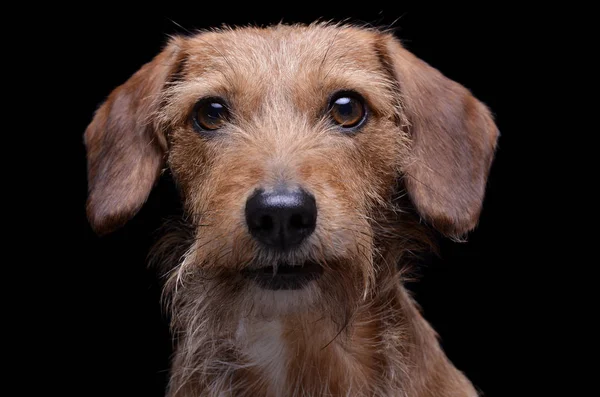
[{"x1": 245, "y1": 188, "x2": 317, "y2": 250}]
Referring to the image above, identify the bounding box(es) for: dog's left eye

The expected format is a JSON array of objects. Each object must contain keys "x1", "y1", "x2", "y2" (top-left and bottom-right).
[
  {"x1": 192, "y1": 97, "x2": 230, "y2": 132},
  {"x1": 328, "y1": 92, "x2": 367, "y2": 130}
]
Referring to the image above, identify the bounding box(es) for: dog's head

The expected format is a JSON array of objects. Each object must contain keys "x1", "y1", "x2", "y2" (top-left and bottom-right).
[{"x1": 85, "y1": 24, "x2": 498, "y2": 318}]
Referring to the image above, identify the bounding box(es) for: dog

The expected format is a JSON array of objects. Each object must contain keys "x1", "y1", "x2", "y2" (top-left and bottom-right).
[{"x1": 85, "y1": 23, "x2": 498, "y2": 397}]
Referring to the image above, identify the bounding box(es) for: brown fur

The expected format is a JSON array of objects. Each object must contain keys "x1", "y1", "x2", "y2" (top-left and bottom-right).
[{"x1": 85, "y1": 23, "x2": 498, "y2": 396}]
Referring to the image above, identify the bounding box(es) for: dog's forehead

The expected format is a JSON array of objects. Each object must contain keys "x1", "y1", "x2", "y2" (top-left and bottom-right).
[
  {"x1": 170, "y1": 25, "x2": 395, "y2": 117},
  {"x1": 184, "y1": 25, "x2": 381, "y2": 74}
]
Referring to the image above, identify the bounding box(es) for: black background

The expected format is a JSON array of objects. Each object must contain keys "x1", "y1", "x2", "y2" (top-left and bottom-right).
[{"x1": 52, "y1": 6, "x2": 548, "y2": 397}]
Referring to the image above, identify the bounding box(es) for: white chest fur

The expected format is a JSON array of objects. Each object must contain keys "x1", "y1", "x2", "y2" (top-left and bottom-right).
[{"x1": 236, "y1": 318, "x2": 288, "y2": 395}]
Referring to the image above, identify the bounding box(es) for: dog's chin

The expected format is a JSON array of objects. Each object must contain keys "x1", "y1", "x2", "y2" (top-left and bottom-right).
[{"x1": 239, "y1": 260, "x2": 325, "y2": 315}]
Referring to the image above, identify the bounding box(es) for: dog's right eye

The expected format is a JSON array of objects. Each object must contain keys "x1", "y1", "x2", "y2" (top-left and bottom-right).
[{"x1": 192, "y1": 98, "x2": 230, "y2": 132}]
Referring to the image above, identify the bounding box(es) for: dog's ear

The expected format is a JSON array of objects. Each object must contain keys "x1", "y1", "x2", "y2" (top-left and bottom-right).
[
  {"x1": 380, "y1": 35, "x2": 499, "y2": 238},
  {"x1": 85, "y1": 37, "x2": 184, "y2": 235}
]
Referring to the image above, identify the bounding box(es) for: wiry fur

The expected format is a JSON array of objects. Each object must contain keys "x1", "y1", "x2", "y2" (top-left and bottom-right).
[{"x1": 85, "y1": 23, "x2": 498, "y2": 396}]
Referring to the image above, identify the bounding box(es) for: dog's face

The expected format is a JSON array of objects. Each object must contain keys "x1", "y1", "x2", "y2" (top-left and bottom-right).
[{"x1": 85, "y1": 24, "x2": 498, "y2": 318}]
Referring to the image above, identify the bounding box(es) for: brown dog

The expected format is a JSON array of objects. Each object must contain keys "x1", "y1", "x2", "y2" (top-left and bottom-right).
[{"x1": 85, "y1": 23, "x2": 498, "y2": 397}]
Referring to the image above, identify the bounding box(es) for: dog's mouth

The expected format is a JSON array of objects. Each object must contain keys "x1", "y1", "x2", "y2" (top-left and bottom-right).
[{"x1": 241, "y1": 260, "x2": 324, "y2": 290}]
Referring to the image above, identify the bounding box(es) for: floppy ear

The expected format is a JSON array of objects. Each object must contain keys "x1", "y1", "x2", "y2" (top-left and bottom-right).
[
  {"x1": 85, "y1": 37, "x2": 184, "y2": 235},
  {"x1": 381, "y1": 35, "x2": 499, "y2": 238}
]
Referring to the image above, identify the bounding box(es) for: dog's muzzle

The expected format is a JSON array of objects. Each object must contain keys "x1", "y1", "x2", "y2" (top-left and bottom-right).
[{"x1": 244, "y1": 187, "x2": 321, "y2": 289}]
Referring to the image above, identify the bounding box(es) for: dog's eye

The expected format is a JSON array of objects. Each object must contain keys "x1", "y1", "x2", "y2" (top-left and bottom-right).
[
  {"x1": 192, "y1": 98, "x2": 230, "y2": 132},
  {"x1": 329, "y1": 92, "x2": 367, "y2": 130}
]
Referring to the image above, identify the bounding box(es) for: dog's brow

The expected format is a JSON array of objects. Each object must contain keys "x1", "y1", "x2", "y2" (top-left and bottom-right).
[{"x1": 318, "y1": 28, "x2": 343, "y2": 79}]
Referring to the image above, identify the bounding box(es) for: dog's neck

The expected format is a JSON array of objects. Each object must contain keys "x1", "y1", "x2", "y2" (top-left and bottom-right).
[
  {"x1": 235, "y1": 295, "x2": 390, "y2": 396},
  {"x1": 166, "y1": 265, "x2": 477, "y2": 397}
]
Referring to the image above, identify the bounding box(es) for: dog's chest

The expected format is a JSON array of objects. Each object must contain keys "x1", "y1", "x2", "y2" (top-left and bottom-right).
[{"x1": 236, "y1": 319, "x2": 288, "y2": 394}]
